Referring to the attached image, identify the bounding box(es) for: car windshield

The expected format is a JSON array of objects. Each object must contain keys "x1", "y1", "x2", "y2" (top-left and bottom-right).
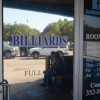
[{"x1": 3, "y1": 41, "x2": 9, "y2": 46}]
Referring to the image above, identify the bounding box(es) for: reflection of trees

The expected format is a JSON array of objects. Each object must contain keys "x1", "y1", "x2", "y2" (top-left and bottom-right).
[
  {"x1": 4, "y1": 19, "x2": 74, "y2": 42},
  {"x1": 42, "y1": 19, "x2": 74, "y2": 42},
  {"x1": 84, "y1": 22, "x2": 100, "y2": 40},
  {"x1": 84, "y1": 23, "x2": 100, "y2": 34},
  {"x1": 3, "y1": 23, "x2": 40, "y2": 42}
]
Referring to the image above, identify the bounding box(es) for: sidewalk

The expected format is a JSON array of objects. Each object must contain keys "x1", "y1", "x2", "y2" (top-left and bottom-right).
[{"x1": 6, "y1": 78, "x2": 73, "y2": 100}]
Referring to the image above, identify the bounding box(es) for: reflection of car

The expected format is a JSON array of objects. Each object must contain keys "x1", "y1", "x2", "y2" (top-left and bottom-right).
[
  {"x1": 9, "y1": 43, "x2": 20, "y2": 55},
  {"x1": 68, "y1": 44, "x2": 73, "y2": 51},
  {"x1": 9, "y1": 43, "x2": 35, "y2": 57},
  {"x1": 9, "y1": 43, "x2": 12, "y2": 45},
  {"x1": 19, "y1": 47, "x2": 35, "y2": 57},
  {"x1": 3, "y1": 41, "x2": 19, "y2": 59},
  {"x1": 29, "y1": 46, "x2": 69, "y2": 59}
]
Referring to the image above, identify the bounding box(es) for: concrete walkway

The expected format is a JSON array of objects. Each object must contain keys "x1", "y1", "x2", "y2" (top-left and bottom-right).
[{"x1": 5, "y1": 78, "x2": 73, "y2": 100}]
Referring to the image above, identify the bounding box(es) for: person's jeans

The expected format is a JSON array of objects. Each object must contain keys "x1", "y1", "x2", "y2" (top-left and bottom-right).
[{"x1": 44, "y1": 68, "x2": 66, "y2": 86}]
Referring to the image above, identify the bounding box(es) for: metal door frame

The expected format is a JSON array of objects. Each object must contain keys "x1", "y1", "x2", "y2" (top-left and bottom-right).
[
  {"x1": 0, "y1": 0, "x2": 3, "y2": 99},
  {"x1": 73, "y1": 0, "x2": 84, "y2": 100}
]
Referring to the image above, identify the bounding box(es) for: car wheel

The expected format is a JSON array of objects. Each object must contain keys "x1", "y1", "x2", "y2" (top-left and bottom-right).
[
  {"x1": 5, "y1": 52, "x2": 11, "y2": 59},
  {"x1": 33, "y1": 53, "x2": 39, "y2": 59},
  {"x1": 20, "y1": 51, "x2": 25, "y2": 57}
]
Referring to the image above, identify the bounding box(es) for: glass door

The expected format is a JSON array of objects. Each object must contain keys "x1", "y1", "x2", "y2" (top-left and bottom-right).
[{"x1": 0, "y1": 0, "x2": 84, "y2": 100}]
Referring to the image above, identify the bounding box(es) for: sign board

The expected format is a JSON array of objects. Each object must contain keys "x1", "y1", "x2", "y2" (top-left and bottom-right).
[
  {"x1": 11, "y1": 35, "x2": 67, "y2": 47},
  {"x1": 83, "y1": 0, "x2": 100, "y2": 100}
]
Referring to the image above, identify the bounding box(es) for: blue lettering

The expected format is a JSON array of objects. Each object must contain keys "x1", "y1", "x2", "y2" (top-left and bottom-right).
[
  {"x1": 38, "y1": 36, "x2": 42, "y2": 46},
  {"x1": 49, "y1": 36, "x2": 55, "y2": 46},
  {"x1": 13, "y1": 36, "x2": 19, "y2": 45},
  {"x1": 44, "y1": 70, "x2": 49, "y2": 75},
  {"x1": 21, "y1": 36, "x2": 23, "y2": 45},
  {"x1": 56, "y1": 36, "x2": 62, "y2": 46},
  {"x1": 49, "y1": 70, "x2": 52, "y2": 75},
  {"x1": 62, "y1": 36, "x2": 67, "y2": 46},
  {"x1": 85, "y1": 9, "x2": 100, "y2": 15},
  {"x1": 53, "y1": 69, "x2": 57, "y2": 74},
  {"x1": 42, "y1": 36, "x2": 48, "y2": 46},
  {"x1": 31, "y1": 36, "x2": 35, "y2": 45},
  {"x1": 11, "y1": 35, "x2": 68, "y2": 47},
  {"x1": 25, "y1": 36, "x2": 28, "y2": 45}
]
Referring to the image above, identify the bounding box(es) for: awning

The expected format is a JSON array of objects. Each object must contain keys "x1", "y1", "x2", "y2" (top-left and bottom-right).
[{"x1": 3, "y1": 0, "x2": 74, "y2": 17}]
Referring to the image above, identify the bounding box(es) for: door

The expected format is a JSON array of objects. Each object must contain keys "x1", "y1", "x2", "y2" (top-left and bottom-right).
[
  {"x1": 0, "y1": 0, "x2": 3, "y2": 99},
  {"x1": 40, "y1": 47, "x2": 51, "y2": 55}
]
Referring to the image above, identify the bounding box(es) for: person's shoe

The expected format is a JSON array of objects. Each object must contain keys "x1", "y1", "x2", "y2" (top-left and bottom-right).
[
  {"x1": 45, "y1": 87, "x2": 53, "y2": 91},
  {"x1": 39, "y1": 83, "x2": 46, "y2": 86}
]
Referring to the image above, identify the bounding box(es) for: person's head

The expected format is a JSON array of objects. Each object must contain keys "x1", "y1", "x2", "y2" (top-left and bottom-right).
[
  {"x1": 54, "y1": 52, "x2": 63, "y2": 62},
  {"x1": 51, "y1": 51, "x2": 55, "y2": 58}
]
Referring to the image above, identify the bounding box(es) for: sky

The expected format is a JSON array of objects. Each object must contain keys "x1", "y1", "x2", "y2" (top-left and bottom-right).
[{"x1": 3, "y1": 7, "x2": 73, "y2": 32}]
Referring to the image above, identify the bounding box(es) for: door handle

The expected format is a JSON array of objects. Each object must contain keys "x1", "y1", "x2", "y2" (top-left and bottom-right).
[{"x1": 0, "y1": 79, "x2": 10, "y2": 100}]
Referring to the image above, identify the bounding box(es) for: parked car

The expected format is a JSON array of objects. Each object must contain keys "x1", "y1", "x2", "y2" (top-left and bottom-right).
[
  {"x1": 29, "y1": 46, "x2": 69, "y2": 59},
  {"x1": 9, "y1": 43, "x2": 35, "y2": 57},
  {"x1": 68, "y1": 44, "x2": 74, "y2": 51},
  {"x1": 9, "y1": 43, "x2": 20, "y2": 55},
  {"x1": 3, "y1": 41, "x2": 19, "y2": 59},
  {"x1": 19, "y1": 47, "x2": 35, "y2": 57}
]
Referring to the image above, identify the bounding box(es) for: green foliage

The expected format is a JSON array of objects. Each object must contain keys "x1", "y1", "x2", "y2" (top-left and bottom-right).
[
  {"x1": 3, "y1": 23, "x2": 40, "y2": 42},
  {"x1": 3, "y1": 19, "x2": 74, "y2": 42},
  {"x1": 41, "y1": 19, "x2": 74, "y2": 42}
]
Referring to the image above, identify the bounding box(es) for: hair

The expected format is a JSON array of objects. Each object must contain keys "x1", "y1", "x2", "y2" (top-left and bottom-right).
[
  {"x1": 51, "y1": 51, "x2": 55, "y2": 56},
  {"x1": 55, "y1": 52, "x2": 63, "y2": 61}
]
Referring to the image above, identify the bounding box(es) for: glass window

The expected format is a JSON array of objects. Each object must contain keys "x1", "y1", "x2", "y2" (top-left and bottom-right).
[
  {"x1": 83, "y1": 0, "x2": 100, "y2": 99},
  {"x1": 3, "y1": 2, "x2": 74, "y2": 100}
]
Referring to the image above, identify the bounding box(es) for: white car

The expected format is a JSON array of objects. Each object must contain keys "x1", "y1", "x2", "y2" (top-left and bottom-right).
[{"x1": 29, "y1": 46, "x2": 69, "y2": 59}]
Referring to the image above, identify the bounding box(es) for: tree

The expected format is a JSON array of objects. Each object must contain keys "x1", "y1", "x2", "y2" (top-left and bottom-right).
[
  {"x1": 41, "y1": 19, "x2": 74, "y2": 42},
  {"x1": 3, "y1": 23, "x2": 40, "y2": 42}
]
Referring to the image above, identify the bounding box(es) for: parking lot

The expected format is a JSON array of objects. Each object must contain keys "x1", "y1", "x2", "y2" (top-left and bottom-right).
[{"x1": 3, "y1": 51, "x2": 73, "y2": 95}]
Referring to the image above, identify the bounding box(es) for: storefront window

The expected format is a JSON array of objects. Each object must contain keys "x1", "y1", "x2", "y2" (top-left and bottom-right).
[
  {"x1": 83, "y1": 0, "x2": 100, "y2": 99},
  {"x1": 3, "y1": 4, "x2": 74, "y2": 100}
]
